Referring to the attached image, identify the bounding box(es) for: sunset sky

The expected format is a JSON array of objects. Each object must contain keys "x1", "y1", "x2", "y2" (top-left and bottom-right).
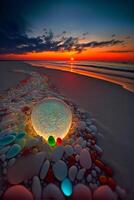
[{"x1": 0, "y1": 0, "x2": 134, "y2": 62}]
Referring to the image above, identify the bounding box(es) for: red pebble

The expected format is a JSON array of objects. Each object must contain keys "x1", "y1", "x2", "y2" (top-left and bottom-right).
[
  {"x1": 99, "y1": 175, "x2": 108, "y2": 185},
  {"x1": 104, "y1": 166, "x2": 113, "y2": 177},
  {"x1": 56, "y1": 137, "x2": 62, "y2": 145},
  {"x1": 45, "y1": 168, "x2": 55, "y2": 183},
  {"x1": 68, "y1": 155, "x2": 76, "y2": 167},
  {"x1": 90, "y1": 151, "x2": 98, "y2": 161},
  {"x1": 108, "y1": 177, "x2": 116, "y2": 190}
]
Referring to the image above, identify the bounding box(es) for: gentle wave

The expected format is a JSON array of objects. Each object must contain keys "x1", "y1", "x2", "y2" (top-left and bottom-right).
[{"x1": 26, "y1": 60, "x2": 134, "y2": 93}]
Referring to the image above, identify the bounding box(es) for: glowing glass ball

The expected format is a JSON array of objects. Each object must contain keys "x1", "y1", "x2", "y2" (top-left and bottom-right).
[{"x1": 31, "y1": 97, "x2": 72, "y2": 140}]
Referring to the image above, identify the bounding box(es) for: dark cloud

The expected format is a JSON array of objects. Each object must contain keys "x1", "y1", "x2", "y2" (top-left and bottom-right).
[{"x1": 0, "y1": 28, "x2": 124, "y2": 54}]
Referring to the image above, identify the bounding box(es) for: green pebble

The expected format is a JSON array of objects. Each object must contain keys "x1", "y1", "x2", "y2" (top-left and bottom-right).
[
  {"x1": 48, "y1": 135, "x2": 56, "y2": 147},
  {"x1": 16, "y1": 132, "x2": 26, "y2": 141}
]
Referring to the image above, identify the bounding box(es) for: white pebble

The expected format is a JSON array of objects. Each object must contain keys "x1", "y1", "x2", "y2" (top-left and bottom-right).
[
  {"x1": 68, "y1": 165, "x2": 78, "y2": 182},
  {"x1": 51, "y1": 146, "x2": 64, "y2": 162},
  {"x1": 77, "y1": 168, "x2": 86, "y2": 180},
  {"x1": 32, "y1": 176, "x2": 42, "y2": 200},
  {"x1": 80, "y1": 148, "x2": 92, "y2": 169},
  {"x1": 40, "y1": 160, "x2": 50, "y2": 179},
  {"x1": 53, "y1": 160, "x2": 67, "y2": 181}
]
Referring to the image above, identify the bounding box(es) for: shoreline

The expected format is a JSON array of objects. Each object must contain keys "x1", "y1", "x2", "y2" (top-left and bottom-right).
[{"x1": 26, "y1": 61, "x2": 134, "y2": 93}]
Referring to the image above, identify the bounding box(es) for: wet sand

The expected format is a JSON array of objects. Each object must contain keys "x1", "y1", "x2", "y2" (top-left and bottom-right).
[{"x1": 0, "y1": 61, "x2": 134, "y2": 199}]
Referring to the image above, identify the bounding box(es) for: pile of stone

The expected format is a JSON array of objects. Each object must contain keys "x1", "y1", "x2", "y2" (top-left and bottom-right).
[{"x1": 0, "y1": 71, "x2": 126, "y2": 200}]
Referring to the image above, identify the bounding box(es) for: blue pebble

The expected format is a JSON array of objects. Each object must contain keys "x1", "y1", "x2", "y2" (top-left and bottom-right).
[
  {"x1": 0, "y1": 135, "x2": 16, "y2": 147},
  {"x1": 6, "y1": 144, "x2": 22, "y2": 159},
  {"x1": 61, "y1": 178, "x2": 72, "y2": 197},
  {"x1": 16, "y1": 132, "x2": 26, "y2": 141}
]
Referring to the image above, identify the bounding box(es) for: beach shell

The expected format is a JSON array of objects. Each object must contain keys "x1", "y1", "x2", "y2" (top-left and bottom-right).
[
  {"x1": 80, "y1": 148, "x2": 92, "y2": 169},
  {"x1": 64, "y1": 145, "x2": 74, "y2": 156},
  {"x1": 53, "y1": 160, "x2": 67, "y2": 181},
  {"x1": 51, "y1": 146, "x2": 64, "y2": 162},
  {"x1": 43, "y1": 183, "x2": 65, "y2": 200},
  {"x1": 68, "y1": 165, "x2": 78, "y2": 182},
  {"x1": 71, "y1": 183, "x2": 92, "y2": 200},
  {"x1": 93, "y1": 185, "x2": 117, "y2": 200},
  {"x1": 61, "y1": 178, "x2": 72, "y2": 197},
  {"x1": 40, "y1": 159, "x2": 50, "y2": 179},
  {"x1": 77, "y1": 168, "x2": 86, "y2": 180},
  {"x1": 0, "y1": 134, "x2": 16, "y2": 147},
  {"x1": 2, "y1": 185, "x2": 33, "y2": 200},
  {"x1": 32, "y1": 176, "x2": 42, "y2": 200},
  {"x1": 7, "y1": 151, "x2": 46, "y2": 184},
  {"x1": 6, "y1": 144, "x2": 22, "y2": 159}
]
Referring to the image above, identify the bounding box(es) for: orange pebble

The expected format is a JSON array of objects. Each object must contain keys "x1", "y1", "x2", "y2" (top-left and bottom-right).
[
  {"x1": 108, "y1": 177, "x2": 116, "y2": 190},
  {"x1": 95, "y1": 160, "x2": 105, "y2": 170},
  {"x1": 99, "y1": 176, "x2": 108, "y2": 185}
]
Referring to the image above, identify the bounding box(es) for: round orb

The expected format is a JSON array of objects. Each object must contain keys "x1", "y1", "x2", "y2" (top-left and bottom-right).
[{"x1": 31, "y1": 97, "x2": 72, "y2": 140}]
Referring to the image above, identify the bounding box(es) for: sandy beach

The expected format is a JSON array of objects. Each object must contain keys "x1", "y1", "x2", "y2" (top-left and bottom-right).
[{"x1": 0, "y1": 61, "x2": 134, "y2": 199}]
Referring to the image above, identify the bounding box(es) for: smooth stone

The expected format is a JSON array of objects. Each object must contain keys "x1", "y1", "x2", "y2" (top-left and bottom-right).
[
  {"x1": 77, "y1": 121, "x2": 86, "y2": 130},
  {"x1": 64, "y1": 145, "x2": 74, "y2": 156},
  {"x1": 71, "y1": 184, "x2": 92, "y2": 200},
  {"x1": 51, "y1": 146, "x2": 64, "y2": 162},
  {"x1": 87, "y1": 174, "x2": 92, "y2": 182},
  {"x1": 82, "y1": 140, "x2": 87, "y2": 148},
  {"x1": 32, "y1": 176, "x2": 42, "y2": 200},
  {"x1": 53, "y1": 160, "x2": 67, "y2": 181},
  {"x1": 16, "y1": 132, "x2": 26, "y2": 141},
  {"x1": 0, "y1": 135, "x2": 16, "y2": 147},
  {"x1": 89, "y1": 125, "x2": 97, "y2": 133},
  {"x1": 75, "y1": 137, "x2": 84, "y2": 145},
  {"x1": 16, "y1": 138, "x2": 26, "y2": 149},
  {"x1": 6, "y1": 144, "x2": 22, "y2": 159},
  {"x1": 77, "y1": 168, "x2": 86, "y2": 180},
  {"x1": 92, "y1": 169, "x2": 97, "y2": 177},
  {"x1": 94, "y1": 145, "x2": 103, "y2": 155},
  {"x1": 43, "y1": 183, "x2": 65, "y2": 200},
  {"x1": 2, "y1": 185, "x2": 33, "y2": 200},
  {"x1": 61, "y1": 178, "x2": 72, "y2": 197},
  {"x1": 7, "y1": 152, "x2": 46, "y2": 184},
  {"x1": 115, "y1": 186, "x2": 126, "y2": 199},
  {"x1": 95, "y1": 166, "x2": 101, "y2": 174},
  {"x1": 75, "y1": 154, "x2": 79, "y2": 162},
  {"x1": 68, "y1": 165, "x2": 78, "y2": 182},
  {"x1": 0, "y1": 154, "x2": 6, "y2": 161},
  {"x1": 93, "y1": 185, "x2": 117, "y2": 200},
  {"x1": 0, "y1": 145, "x2": 10, "y2": 155},
  {"x1": 26, "y1": 137, "x2": 39, "y2": 148},
  {"x1": 80, "y1": 148, "x2": 92, "y2": 169},
  {"x1": 74, "y1": 144, "x2": 82, "y2": 154},
  {"x1": 40, "y1": 160, "x2": 50, "y2": 179}
]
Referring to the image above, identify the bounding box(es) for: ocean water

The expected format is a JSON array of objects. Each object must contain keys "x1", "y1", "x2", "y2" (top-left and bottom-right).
[{"x1": 26, "y1": 60, "x2": 134, "y2": 93}]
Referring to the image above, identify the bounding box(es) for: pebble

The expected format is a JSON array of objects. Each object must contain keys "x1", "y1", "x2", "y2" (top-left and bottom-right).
[
  {"x1": 68, "y1": 165, "x2": 78, "y2": 182},
  {"x1": 0, "y1": 145, "x2": 10, "y2": 155},
  {"x1": 75, "y1": 137, "x2": 84, "y2": 145},
  {"x1": 40, "y1": 160, "x2": 50, "y2": 179},
  {"x1": 2, "y1": 185, "x2": 33, "y2": 200},
  {"x1": 89, "y1": 183, "x2": 98, "y2": 190},
  {"x1": 80, "y1": 148, "x2": 92, "y2": 169},
  {"x1": 77, "y1": 121, "x2": 87, "y2": 130},
  {"x1": 16, "y1": 132, "x2": 26, "y2": 140},
  {"x1": 0, "y1": 154, "x2": 6, "y2": 162},
  {"x1": 43, "y1": 183, "x2": 65, "y2": 200},
  {"x1": 87, "y1": 174, "x2": 92, "y2": 182},
  {"x1": 32, "y1": 176, "x2": 42, "y2": 200},
  {"x1": 74, "y1": 144, "x2": 82, "y2": 154},
  {"x1": 61, "y1": 178, "x2": 72, "y2": 197},
  {"x1": 51, "y1": 146, "x2": 64, "y2": 162},
  {"x1": 89, "y1": 125, "x2": 97, "y2": 133},
  {"x1": 93, "y1": 185, "x2": 117, "y2": 200},
  {"x1": 64, "y1": 145, "x2": 74, "y2": 156},
  {"x1": 6, "y1": 144, "x2": 22, "y2": 159},
  {"x1": 0, "y1": 134, "x2": 16, "y2": 147},
  {"x1": 71, "y1": 183, "x2": 92, "y2": 200},
  {"x1": 77, "y1": 168, "x2": 86, "y2": 180},
  {"x1": 82, "y1": 140, "x2": 87, "y2": 148},
  {"x1": 53, "y1": 160, "x2": 67, "y2": 181},
  {"x1": 92, "y1": 169, "x2": 97, "y2": 177},
  {"x1": 95, "y1": 166, "x2": 101, "y2": 174},
  {"x1": 75, "y1": 154, "x2": 79, "y2": 162},
  {"x1": 94, "y1": 144, "x2": 103, "y2": 155},
  {"x1": 7, "y1": 151, "x2": 46, "y2": 184}
]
